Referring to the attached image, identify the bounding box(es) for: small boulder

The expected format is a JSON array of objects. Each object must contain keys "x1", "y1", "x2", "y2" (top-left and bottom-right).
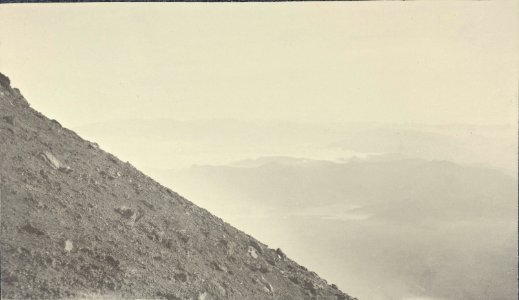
[
  {"x1": 59, "y1": 165, "x2": 73, "y2": 174},
  {"x1": 156, "y1": 292, "x2": 180, "y2": 300},
  {"x1": 276, "y1": 248, "x2": 286, "y2": 260},
  {"x1": 250, "y1": 240, "x2": 264, "y2": 254},
  {"x1": 39, "y1": 151, "x2": 61, "y2": 169},
  {"x1": 104, "y1": 255, "x2": 120, "y2": 268},
  {"x1": 39, "y1": 151, "x2": 72, "y2": 173},
  {"x1": 264, "y1": 282, "x2": 274, "y2": 294},
  {"x1": 337, "y1": 294, "x2": 354, "y2": 300},
  {"x1": 304, "y1": 280, "x2": 319, "y2": 295},
  {"x1": 260, "y1": 276, "x2": 274, "y2": 294},
  {"x1": 152, "y1": 229, "x2": 165, "y2": 242},
  {"x1": 140, "y1": 200, "x2": 155, "y2": 211},
  {"x1": 174, "y1": 272, "x2": 188, "y2": 283},
  {"x1": 114, "y1": 206, "x2": 137, "y2": 220},
  {"x1": 2, "y1": 115, "x2": 15, "y2": 126},
  {"x1": 50, "y1": 119, "x2": 62, "y2": 128},
  {"x1": 265, "y1": 257, "x2": 276, "y2": 266},
  {"x1": 64, "y1": 240, "x2": 73, "y2": 252},
  {"x1": 289, "y1": 276, "x2": 300, "y2": 285},
  {"x1": 211, "y1": 261, "x2": 227, "y2": 272},
  {"x1": 259, "y1": 264, "x2": 271, "y2": 273},
  {"x1": 247, "y1": 246, "x2": 258, "y2": 259},
  {"x1": 210, "y1": 280, "x2": 227, "y2": 297},
  {"x1": 20, "y1": 223, "x2": 45, "y2": 236},
  {"x1": 220, "y1": 239, "x2": 236, "y2": 256},
  {"x1": 197, "y1": 292, "x2": 209, "y2": 300},
  {"x1": 0, "y1": 72, "x2": 11, "y2": 89}
]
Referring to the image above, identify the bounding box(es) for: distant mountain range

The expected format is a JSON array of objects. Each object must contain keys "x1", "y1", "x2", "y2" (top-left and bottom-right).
[
  {"x1": 148, "y1": 156, "x2": 517, "y2": 300},
  {"x1": 76, "y1": 118, "x2": 516, "y2": 175}
]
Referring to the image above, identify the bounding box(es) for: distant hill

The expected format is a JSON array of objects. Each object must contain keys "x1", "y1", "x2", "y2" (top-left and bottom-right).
[
  {"x1": 153, "y1": 156, "x2": 517, "y2": 300},
  {"x1": 0, "y1": 73, "x2": 355, "y2": 300},
  {"x1": 165, "y1": 156, "x2": 515, "y2": 221},
  {"x1": 227, "y1": 156, "x2": 336, "y2": 168},
  {"x1": 331, "y1": 126, "x2": 516, "y2": 174},
  {"x1": 75, "y1": 117, "x2": 516, "y2": 175}
]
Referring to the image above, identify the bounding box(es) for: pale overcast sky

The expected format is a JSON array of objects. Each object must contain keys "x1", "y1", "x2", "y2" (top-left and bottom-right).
[{"x1": 0, "y1": 2, "x2": 517, "y2": 127}]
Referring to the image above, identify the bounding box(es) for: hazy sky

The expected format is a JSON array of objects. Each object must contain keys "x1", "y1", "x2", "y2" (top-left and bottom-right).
[{"x1": 0, "y1": 2, "x2": 518, "y2": 128}]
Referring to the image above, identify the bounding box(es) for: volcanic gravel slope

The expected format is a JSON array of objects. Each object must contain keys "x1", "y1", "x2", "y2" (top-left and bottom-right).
[{"x1": 0, "y1": 73, "x2": 356, "y2": 300}]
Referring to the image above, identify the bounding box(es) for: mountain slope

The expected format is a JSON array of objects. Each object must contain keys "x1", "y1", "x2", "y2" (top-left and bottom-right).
[{"x1": 0, "y1": 73, "x2": 355, "y2": 300}]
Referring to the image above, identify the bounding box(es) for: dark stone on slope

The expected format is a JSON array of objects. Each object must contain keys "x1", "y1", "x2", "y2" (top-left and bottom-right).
[
  {"x1": 3, "y1": 115, "x2": 15, "y2": 126},
  {"x1": 20, "y1": 223, "x2": 46, "y2": 236},
  {"x1": 0, "y1": 72, "x2": 11, "y2": 88}
]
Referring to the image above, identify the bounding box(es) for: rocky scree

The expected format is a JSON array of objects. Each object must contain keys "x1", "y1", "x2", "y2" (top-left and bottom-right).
[{"x1": 0, "y1": 72, "x2": 356, "y2": 300}]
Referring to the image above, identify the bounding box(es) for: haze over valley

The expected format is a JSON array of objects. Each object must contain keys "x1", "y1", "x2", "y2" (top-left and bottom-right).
[
  {"x1": 1, "y1": 2, "x2": 517, "y2": 299},
  {"x1": 75, "y1": 119, "x2": 518, "y2": 300}
]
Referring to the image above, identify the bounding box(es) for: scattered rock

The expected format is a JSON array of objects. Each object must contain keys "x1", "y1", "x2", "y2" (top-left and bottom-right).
[
  {"x1": 64, "y1": 240, "x2": 73, "y2": 252},
  {"x1": 174, "y1": 272, "x2": 188, "y2": 283},
  {"x1": 265, "y1": 257, "x2": 276, "y2": 266},
  {"x1": 107, "y1": 154, "x2": 119, "y2": 164},
  {"x1": 246, "y1": 261, "x2": 261, "y2": 272},
  {"x1": 259, "y1": 264, "x2": 271, "y2": 273},
  {"x1": 211, "y1": 280, "x2": 227, "y2": 297},
  {"x1": 276, "y1": 248, "x2": 286, "y2": 260},
  {"x1": 79, "y1": 247, "x2": 94, "y2": 256},
  {"x1": 50, "y1": 119, "x2": 61, "y2": 128},
  {"x1": 177, "y1": 232, "x2": 190, "y2": 244},
  {"x1": 88, "y1": 142, "x2": 99, "y2": 150},
  {"x1": 0, "y1": 72, "x2": 11, "y2": 89},
  {"x1": 26, "y1": 194, "x2": 45, "y2": 209},
  {"x1": 211, "y1": 261, "x2": 227, "y2": 272},
  {"x1": 220, "y1": 239, "x2": 236, "y2": 256},
  {"x1": 39, "y1": 151, "x2": 72, "y2": 173},
  {"x1": 140, "y1": 199, "x2": 155, "y2": 210},
  {"x1": 2, "y1": 271, "x2": 18, "y2": 285},
  {"x1": 11, "y1": 88, "x2": 29, "y2": 106},
  {"x1": 289, "y1": 276, "x2": 300, "y2": 285},
  {"x1": 249, "y1": 240, "x2": 264, "y2": 255},
  {"x1": 39, "y1": 151, "x2": 61, "y2": 169},
  {"x1": 104, "y1": 255, "x2": 120, "y2": 268},
  {"x1": 247, "y1": 246, "x2": 259, "y2": 259},
  {"x1": 304, "y1": 280, "x2": 319, "y2": 295},
  {"x1": 59, "y1": 165, "x2": 73, "y2": 174},
  {"x1": 44, "y1": 256, "x2": 56, "y2": 268},
  {"x1": 3, "y1": 126, "x2": 15, "y2": 134},
  {"x1": 3, "y1": 115, "x2": 15, "y2": 126},
  {"x1": 157, "y1": 291, "x2": 181, "y2": 300},
  {"x1": 16, "y1": 246, "x2": 31, "y2": 256},
  {"x1": 152, "y1": 229, "x2": 165, "y2": 243},
  {"x1": 261, "y1": 276, "x2": 274, "y2": 294},
  {"x1": 114, "y1": 206, "x2": 137, "y2": 220},
  {"x1": 20, "y1": 223, "x2": 45, "y2": 236},
  {"x1": 264, "y1": 282, "x2": 274, "y2": 293},
  {"x1": 197, "y1": 292, "x2": 210, "y2": 300},
  {"x1": 163, "y1": 238, "x2": 176, "y2": 250},
  {"x1": 165, "y1": 188, "x2": 177, "y2": 197}
]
